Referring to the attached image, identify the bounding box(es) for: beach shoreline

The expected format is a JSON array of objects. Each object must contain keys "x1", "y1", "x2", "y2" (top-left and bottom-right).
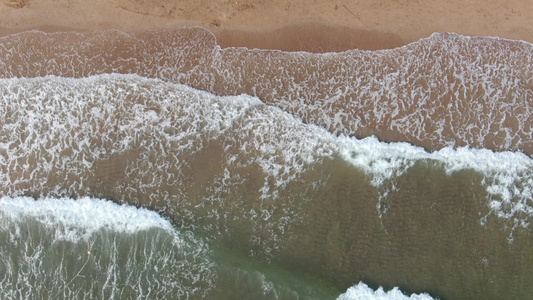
[{"x1": 1, "y1": 0, "x2": 532, "y2": 52}]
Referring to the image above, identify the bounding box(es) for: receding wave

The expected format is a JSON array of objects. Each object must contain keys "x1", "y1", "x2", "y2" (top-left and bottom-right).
[
  {"x1": 0, "y1": 27, "x2": 531, "y2": 154},
  {"x1": 0, "y1": 74, "x2": 532, "y2": 299},
  {"x1": 0, "y1": 75, "x2": 530, "y2": 227}
]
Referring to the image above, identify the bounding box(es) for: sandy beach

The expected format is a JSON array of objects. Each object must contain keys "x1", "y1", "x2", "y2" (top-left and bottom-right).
[{"x1": 1, "y1": 0, "x2": 532, "y2": 51}]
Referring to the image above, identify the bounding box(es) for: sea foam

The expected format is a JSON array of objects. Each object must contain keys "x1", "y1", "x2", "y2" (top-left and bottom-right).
[
  {"x1": 339, "y1": 135, "x2": 533, "y2": 228},
  {"x1": 0, "y1": 196, "x2": 216, "y2": 299},
  {"x1": 0, "y1": 196, "x2": 174, "y2": 242},
  {"x1": 338, "y1": 282, "x2": 434, "y2": 300}
]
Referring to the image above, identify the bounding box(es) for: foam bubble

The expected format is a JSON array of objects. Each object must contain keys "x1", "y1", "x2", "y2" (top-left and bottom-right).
[
  {"x1": 337, "y1": 282, "x2": 434, "y2": 300},
  {"x1": 339, "y1": 135, "x2": 533, "y2": 227},
  {"x1": 0, "y1": 196, "x2": 174, "y2": 242}
]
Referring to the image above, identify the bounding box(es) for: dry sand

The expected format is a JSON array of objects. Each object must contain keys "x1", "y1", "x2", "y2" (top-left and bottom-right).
[{"x1": 1, "y1": 0, "x2": 532, "y2": 51}]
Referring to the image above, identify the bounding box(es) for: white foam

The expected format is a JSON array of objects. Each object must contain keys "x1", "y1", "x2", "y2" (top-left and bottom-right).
[
  {"x1": 339, "y1": 136, "x2": 423, "y2": 186},
  {"x1": 0, "y1": 196, "x2": 174, "y2": 241},
  {"x1": 340, "y1": 135, "x2": 533, "y2": 227},
  {"x1": 0, "y1": 195, "x2": 216, "y2": 298},
  {"x1": 337, "y1": 282, "x2": 434, "y2": 300}
]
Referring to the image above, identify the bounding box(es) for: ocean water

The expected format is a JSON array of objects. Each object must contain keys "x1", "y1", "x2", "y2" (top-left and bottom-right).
[{"x1": 0, "y1": 27, "x2": 531, "y2": 299}]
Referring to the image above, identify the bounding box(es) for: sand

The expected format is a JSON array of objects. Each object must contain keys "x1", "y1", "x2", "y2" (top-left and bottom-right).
[{"x1": 1, "y1": 0, "x2": 532, "y2": 52}]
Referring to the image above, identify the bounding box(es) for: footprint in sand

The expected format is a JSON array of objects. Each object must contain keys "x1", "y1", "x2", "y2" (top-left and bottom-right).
[{"x1": 3, "y1": 0, "x2": 28, "y2": 8}]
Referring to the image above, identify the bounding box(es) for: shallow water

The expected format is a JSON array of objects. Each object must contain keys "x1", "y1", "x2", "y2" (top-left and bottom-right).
[
  {"x1": 1, "y1": 28, "x2": 531, "y2": 154},
  {"x1": 0, "y1": 27, "x2": 532, "y2": 299}
]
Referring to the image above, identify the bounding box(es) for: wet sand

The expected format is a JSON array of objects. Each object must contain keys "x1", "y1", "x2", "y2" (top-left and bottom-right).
[{"x1": 1, "y1": 0, "x2": 533, "y2": 52}]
